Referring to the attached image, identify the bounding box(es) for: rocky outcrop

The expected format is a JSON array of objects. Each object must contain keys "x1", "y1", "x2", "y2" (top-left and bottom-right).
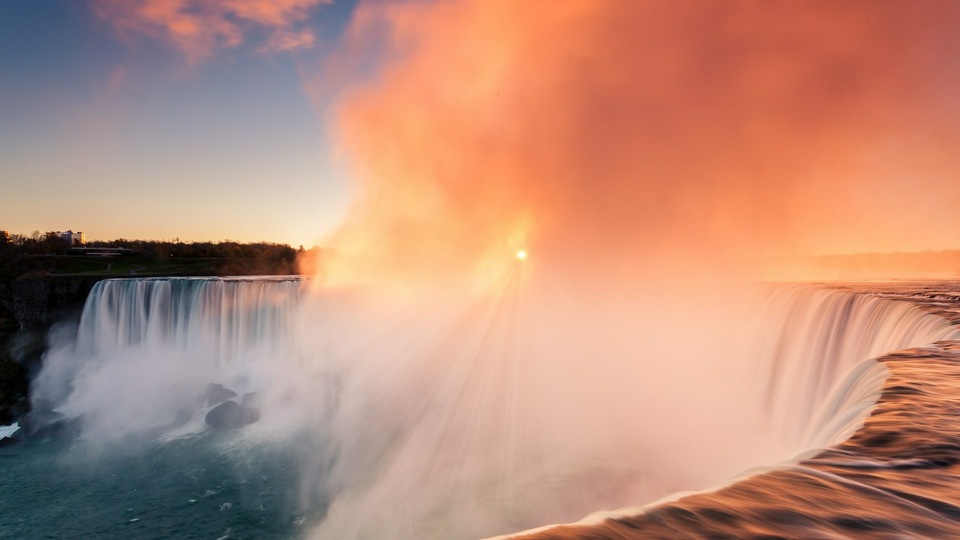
[
  {"x1": 0, "y1": 349, "x2": 30, "y2": 425},
  {"x1": 205, "y1": 400, "x2": 260, "y2": 430},
  {"x1": 205, "y1": 383, "x2": 238, "y2": 405},
  {"x1": 0, "y1": 436, "x2": 19, "y2": 448},
  {"x1": 17, "y1": 409, "x2": 83, "y2": 441}
]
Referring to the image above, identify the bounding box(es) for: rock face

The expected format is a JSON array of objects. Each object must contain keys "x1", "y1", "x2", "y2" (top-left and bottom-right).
[
  {"x1": 0, "y1": 350, "x2": 30, "y2": 425},
  {"x1": 205, "y1": 400, "x2": 260, "y2": 430},
  {"x1": 10, "y1": 276, "x2": 100, "y2": 330}
]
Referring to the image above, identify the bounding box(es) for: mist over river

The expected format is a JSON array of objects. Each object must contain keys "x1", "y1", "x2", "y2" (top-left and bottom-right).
[{"x1": 4, "y1": 278, "x2": 960, "y2": 539}]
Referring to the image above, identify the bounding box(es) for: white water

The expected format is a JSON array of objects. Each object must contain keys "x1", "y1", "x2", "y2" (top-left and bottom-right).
[
  {"x1": 0, "y1": 422, "x2": 18, "y2": 439},
  {"x1": 29, "y1": 278, "x2": 960, "y2": 539},
  {"x1": 74, "y1": 277, "x2": 302, "y2": 364},
  {"x1": 754, "y1": 285, "x2": 960, "y2": 447},
  {"x1": 498, "y1": 284, "x2": 960, "y2": 539},
  {"x1": 34, "y1": 277, "x2": 306, "y2": 439}
]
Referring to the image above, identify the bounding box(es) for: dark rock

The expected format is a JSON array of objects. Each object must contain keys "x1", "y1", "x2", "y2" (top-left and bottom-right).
[
  {"x1": 241, "y1": 392, "x2": 259, "y2": 407},
  {"x1": 0, "y1": 350, "x2": 30, "y2": 425},
  {"x1": 18, "y1": 410, "x2": 82, "y2": 441},
  {"x1": 205, "y1": 400, "x2": 259, "y2": 430},
  {"x1": 33, "y1": 416, "x2": 83, "y2": 441},
  {"x1": 0, "y1": 436, "x2": 19, "y2": 448},
  {"x1": 19, "y1": 409, "x2": 65, "y2": 437},
  {"x1": 205, "y1": 383, "x2": 238, "y2": 405},
  {"x1": 10, "y1": 276, "x2": 100, "y2": 330}
]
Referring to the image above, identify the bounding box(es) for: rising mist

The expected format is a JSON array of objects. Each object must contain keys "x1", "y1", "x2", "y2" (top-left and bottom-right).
[{"x1": 294, "y1": 1, "x2": 960, "y2": 536}]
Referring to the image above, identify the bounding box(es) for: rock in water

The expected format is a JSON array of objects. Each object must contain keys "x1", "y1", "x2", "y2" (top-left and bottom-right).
[
  {"x1": 205, "y1": 383, "x2": 238, "y2": 405},
  {"x1": 19, "y1": 409, "x2": 65, "y2": 437},
  {"x1": 241, "y1": 391, "x2": 259, "y2": 407},
  {"x1": 17, "y1": 410, "x2": 83, "y2": 441},
  {"x1": 205, "y1": 400, "x2": 260, "y2": 430},
  {"x1": 0, "y1": 436, "x2": 19, "y2": 448}
]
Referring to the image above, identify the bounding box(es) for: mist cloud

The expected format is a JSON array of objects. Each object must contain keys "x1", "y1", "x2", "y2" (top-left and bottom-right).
[{"x1": 321, "y1": 0, "x2": 960, "y2": 286}]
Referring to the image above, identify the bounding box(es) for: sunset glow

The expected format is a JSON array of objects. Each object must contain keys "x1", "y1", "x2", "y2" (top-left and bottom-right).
[
  {"x1": 319, "y1": 0, "x2": 960, "y2": 285},
  {"x1": 3, "y1": 1, "x2": 960, "y2": 277}
]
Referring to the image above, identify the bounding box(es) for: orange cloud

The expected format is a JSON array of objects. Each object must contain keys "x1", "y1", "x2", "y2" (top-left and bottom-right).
[
  {"x1": 93, "y1": 0, "x2": 330, "y2": 62},
  {"x1": 321, "y1": 0, "x2": 960, "y2": 287}
]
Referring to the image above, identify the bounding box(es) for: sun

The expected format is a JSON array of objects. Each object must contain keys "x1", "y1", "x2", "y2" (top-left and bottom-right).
[{"x1": 516, "y1": 249, "x2": 527, "y2": 260}]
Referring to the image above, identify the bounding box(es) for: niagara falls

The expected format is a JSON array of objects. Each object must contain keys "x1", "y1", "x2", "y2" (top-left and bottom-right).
[
  {"x1": 7, "y1": 276, "x2": 960, "y2": 538},
  {"x1": 5, "y1": 1, "x2": 960, "y2": 539}
]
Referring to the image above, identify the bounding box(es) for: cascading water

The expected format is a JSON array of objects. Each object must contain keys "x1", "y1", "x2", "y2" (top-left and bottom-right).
[
  {"x1": 753, "y1": 285, "x2": 960, "y2": 448},
  {"x1": 75, "y1": 277, "x2": 303, "y2": 363},
  {"x1": 501, "y1": 283, "x2": 960, "y2": 538},
  {"x1": 33, "y1": 277, "x2": 306, "y2": 439},
  {"x1": 15, "y1": 278, "x2": 960, "y2": 539}
]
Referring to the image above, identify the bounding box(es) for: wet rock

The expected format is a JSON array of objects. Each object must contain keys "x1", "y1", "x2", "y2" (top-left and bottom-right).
[
  {"x1": 0, "y1": 436, "x2": 19, "y2": 448},
  {"x1": 241, "y1": 392, "x2": 259, "y2": 407},
  {"x1": 205, "y1": 383, "x2": 238, "y2": 405},
  {"x1": 18, "y1": 410, "x2": 82, "y2": 441},
  {"x1": 205, "y1": 400, "x2": 260, "y2": 430},
  {"x1": 37, "y1": 416, "x2": 83, "y2": 441},
  {"x1": 19, "y1": 409, "x2": 65, "y2": 437}
]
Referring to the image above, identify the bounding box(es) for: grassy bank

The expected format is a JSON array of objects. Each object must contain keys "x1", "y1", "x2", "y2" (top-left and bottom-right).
[{"x1": 50, "y1": 256, "x2": 222, "y2": 277}]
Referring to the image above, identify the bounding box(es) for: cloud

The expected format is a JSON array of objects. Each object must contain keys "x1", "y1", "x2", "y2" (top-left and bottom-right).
[
  {"x1": 93, "y1": 0, "x2": 330, "y2": 62},
  {"x1": 316, "y1": 0, "x2": 960, "y2": 286}
]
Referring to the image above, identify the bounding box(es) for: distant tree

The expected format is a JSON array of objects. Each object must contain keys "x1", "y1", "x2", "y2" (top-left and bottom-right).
[{"x1": 41, "y1": 231, "x2": 66, "y2": 255}]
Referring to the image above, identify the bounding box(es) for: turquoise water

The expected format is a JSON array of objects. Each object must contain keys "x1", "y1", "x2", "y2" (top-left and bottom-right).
[{"x1": 0, "y1": 434, "x2": 323, "y2": 539}]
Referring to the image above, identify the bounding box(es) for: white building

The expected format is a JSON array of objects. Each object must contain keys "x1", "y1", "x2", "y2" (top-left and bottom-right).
[{"x1": 59, "y1": 230, "x2": 85, "y2": 245}]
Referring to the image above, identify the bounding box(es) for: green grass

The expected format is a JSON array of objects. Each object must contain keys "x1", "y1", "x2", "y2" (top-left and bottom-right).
[{"x1": 52, "y1": 256, "x2": 221, "y2": 276}]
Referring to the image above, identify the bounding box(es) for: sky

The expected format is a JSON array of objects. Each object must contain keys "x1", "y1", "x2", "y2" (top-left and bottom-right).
[
  {"x1": 0, "y1": 0, "x2": 357, "y2": 248},
  {"x1": 3, "y1": 1, "x2": 960, "y2": 273}
]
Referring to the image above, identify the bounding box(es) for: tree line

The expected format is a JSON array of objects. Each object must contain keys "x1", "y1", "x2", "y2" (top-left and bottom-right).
[{"x1": 0, "y1": 230, "x2": 305, "y2": 280}]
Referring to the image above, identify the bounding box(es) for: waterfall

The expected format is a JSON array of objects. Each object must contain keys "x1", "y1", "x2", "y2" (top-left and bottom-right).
[
  {"x1": 75, "y1": 277, "x2": 303, "y2": 364},
  {"x1": 754, "y1": 285, "x2": 960, "y2": 447},
  {"x1": 33, "y1": 277, "x2": 306, "y2": 438},
  {"x1": 28, "y1": 277, "x2": 960, "y2": 539},
  {"x1": 498, "y1": 283, "x2": 960, "y2": 539}
]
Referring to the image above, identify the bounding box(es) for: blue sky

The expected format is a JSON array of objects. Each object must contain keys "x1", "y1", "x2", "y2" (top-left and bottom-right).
[{"x1": 1, "y1": 0, "x2": 358, "y2": 247}]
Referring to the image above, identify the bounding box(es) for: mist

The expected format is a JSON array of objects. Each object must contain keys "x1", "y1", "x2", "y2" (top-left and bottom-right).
[
  {"x1": 319, "y1": 0, "x2": 960, "y2": 287},
  {"x1": 295, "y1": 1, "x2": 960, "y2": 536}
]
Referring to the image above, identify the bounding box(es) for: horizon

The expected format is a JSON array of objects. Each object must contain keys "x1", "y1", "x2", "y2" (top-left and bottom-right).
[
  {"x1": 5, "y1": 226, "x2": 960, "y2": 284},
  {"x1": 6, "y1": 227, "x2": 960, "y2": 259}
]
